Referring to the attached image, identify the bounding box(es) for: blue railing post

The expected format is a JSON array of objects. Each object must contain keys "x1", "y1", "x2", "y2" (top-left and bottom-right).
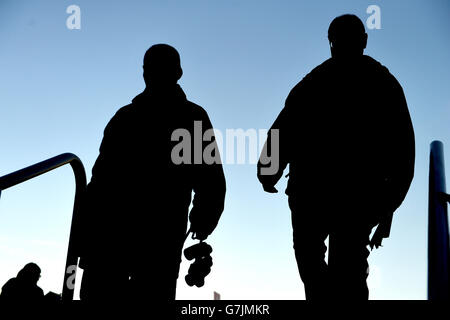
[{"x1": 428, "y1": 141, "x2": 450, "y2": 300}]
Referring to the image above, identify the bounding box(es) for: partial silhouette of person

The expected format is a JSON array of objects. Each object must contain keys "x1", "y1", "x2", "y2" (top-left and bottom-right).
[
  {"x1": 257, "y1": 14, "x2": 415, "y2": 300},
  {"x1": 0, "y1": 263, "x2": 44, "y2": 302},
  {"x1": 78, "y1": 44, "x2": 226, "y2": 303}
]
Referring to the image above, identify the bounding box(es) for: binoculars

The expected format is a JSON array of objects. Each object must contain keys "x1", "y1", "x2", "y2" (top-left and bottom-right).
[{"x1": 184, "y1": 242, "x2": 213, "y2": 287}]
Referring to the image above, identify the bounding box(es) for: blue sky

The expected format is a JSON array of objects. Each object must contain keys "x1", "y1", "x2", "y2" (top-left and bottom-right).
[{"x1": 1, "y1": 0, "x2": 450, "y2": 300}]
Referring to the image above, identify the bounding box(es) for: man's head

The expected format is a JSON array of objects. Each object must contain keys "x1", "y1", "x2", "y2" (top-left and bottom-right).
[
  {"x1": 328, "y1": 14, "x2": 367, "y2": 59},
  {"x1": 143, "y1": 44, "x2": 183, "y2": 87},
  {"x1": 17, "y1": 262, "x2": 41, "y2": 284}
]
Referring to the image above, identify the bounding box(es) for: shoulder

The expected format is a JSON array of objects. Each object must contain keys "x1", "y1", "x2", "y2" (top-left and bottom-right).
[
  {"x1": 111, "y1": 103, "x2": 136, "y2": 121},
  {"x1": 309, "y1": 58, "x2": 334, "y2": 77},
  {"x1": 103, "y1": 103, "x2": 136, "y2": 133},
  {"x1": 363, "y1": 56, "x2": 398, "y2": 82},
  {"x1": 286, "y1": 58, "x2": 333, "y2": 102},
  {"x1": 1, "y1": 278, "x2": 16, "y2": 290},
  {"x1": 186, "y1": 100, "x2": 211, "y2": 120}
]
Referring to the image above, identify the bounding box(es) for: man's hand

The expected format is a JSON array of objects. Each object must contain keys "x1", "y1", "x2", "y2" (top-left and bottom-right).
[
  {"x1": 369, "y1": 212, "x2": 394, "y2": 250},
  {"x1": 193, "y1": 230, "x2": 208, "y2": 241},
  {"x1": 369, "y1": 226, "x2": 384, "y2": 250},
  {"x1": 189, "y1": 206, "x2": 213, "y2": 241},
  {"x1": 262, "y1": 184, "x2": 278, "y2": 193}
]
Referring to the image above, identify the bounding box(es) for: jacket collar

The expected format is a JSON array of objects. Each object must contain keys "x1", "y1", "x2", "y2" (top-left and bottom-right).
[{"x1": 132, "y1": 84, "x2": 187, "y2": 105}]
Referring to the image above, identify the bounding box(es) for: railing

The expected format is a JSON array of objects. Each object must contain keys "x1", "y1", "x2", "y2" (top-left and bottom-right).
[
  {"x1": 1, "y1": 143, "x2": 449, "y2": 301},
  {"x1": 0, "y1": 153, "x2": 86, "y2": 302},
  {"x1": 428, "y1": 141, "x2": 450, "y2": 300}
]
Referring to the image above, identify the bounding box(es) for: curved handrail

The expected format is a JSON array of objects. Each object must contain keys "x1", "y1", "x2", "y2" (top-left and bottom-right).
[{"x1": 0, "y1": 153, "x2": 87, "y2": 302}]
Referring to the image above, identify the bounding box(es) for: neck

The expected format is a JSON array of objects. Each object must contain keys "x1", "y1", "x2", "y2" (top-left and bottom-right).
[{"x1": 146, "y1": 82, "x2": 178, "y2": 91}]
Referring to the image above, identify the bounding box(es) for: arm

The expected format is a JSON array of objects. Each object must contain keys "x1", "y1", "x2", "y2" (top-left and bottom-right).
[
  {"x1": 90, "y1": 109, "x2": 126, "y2": 186},
  {"x1": 79, "y1": 109, "x2": 126, "y2": 263},
  {"x1": 370, "y1": 75, "x2": 415, "y2": 248},
  {"x1": 385, "y1": 77, "x2": 415, "y2": 212},
  {"x1": 257, "y1": 108, "x2": 290, "y2": 192},
  {"x1": 257, "y1": 79, "x2": 307, "y2": 192},
  {"x1": 189, "y1": 113, "x2": 226, "y2": 240}
]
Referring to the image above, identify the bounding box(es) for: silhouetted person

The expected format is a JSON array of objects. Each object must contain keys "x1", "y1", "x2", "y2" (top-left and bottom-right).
[
  {"x1": 79, "y1": 44, "x2": 226, "y2": 302},
  {"x1": 258, "y1": 14, "x2": 415, "y2": 300},
  {"x1": 0, "y1": 263, "x2": 44, "y2": 302}
]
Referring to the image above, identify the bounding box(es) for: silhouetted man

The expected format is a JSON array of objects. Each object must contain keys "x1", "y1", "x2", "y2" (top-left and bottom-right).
[
  {"x1": 258, "y1": 15, "x2": 415, "y2": 300},
  {"x1": 79, "y1": 44, "x2": 226, "y2": 302},
  {"x1": 0, "y1": 263, "x2": 44, "y2": 302}
]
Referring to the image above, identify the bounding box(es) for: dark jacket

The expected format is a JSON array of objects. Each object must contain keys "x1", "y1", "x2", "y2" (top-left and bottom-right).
[
  {"x1": 258, "y1": 55, "x2": 415, "y2": 232},
  {"x1": 80, "y1": 84, "x2": 226, "y2": 275},
  {"x1": 0, "y1": 278, "x2": 44, "y2": 302}
]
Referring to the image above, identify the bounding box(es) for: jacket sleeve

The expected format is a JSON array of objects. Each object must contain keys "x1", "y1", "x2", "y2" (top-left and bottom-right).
[
  {"x1": 189, "y1": 111, "x2": 226, "y2": 238},
  {"x1": 257, "y1": 78, "x2": 307, "y2": 188},
  {"x1": 257, "y1": 106, "x2": 290, "y2": 188},
  {"x1": 376, "y1": 75, "x2": 415, "y2": 238},
  {"x1": 384, "y1": 75, "x2": 415, "y2": 214},
  {"x1": 78, "y1": 109, "x2": 125, "y2": 262},
  {"x1": 90, "y1": 110, "x2": 126, "y2": 187},
  {"x1": 84, "y1": 109, "x2": 125, "y2": 214}
]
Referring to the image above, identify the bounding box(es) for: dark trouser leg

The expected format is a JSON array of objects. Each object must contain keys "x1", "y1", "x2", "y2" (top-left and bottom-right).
[
  {"x1": 128, "y1": 245, "x2": 182, "y2": 303},
  {"x1": 328, "y1": 221, "x2": 372, "y2": 300},
  {"x1": 80, "y1": 261, "x2": 130, "y2": 301},
  {"x1": 129, "y1": 271, "x2": 178, "y2": 302},
  {"x1": 289, "y1": 196, "x2": 329, "y2": 300}
]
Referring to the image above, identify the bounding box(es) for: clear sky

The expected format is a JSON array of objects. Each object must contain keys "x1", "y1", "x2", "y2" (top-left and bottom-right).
[{"x1": 1, "y1": 0, "x2": 450, "y2": 300}]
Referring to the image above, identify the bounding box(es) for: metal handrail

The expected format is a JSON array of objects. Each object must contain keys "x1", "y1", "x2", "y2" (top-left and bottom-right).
[
  {"x1": 0, "y1": 153, "x2": 86, "y2": 302},
  {"x1": 428, "y1": 141, "x2": 450, "y2": 300}
]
